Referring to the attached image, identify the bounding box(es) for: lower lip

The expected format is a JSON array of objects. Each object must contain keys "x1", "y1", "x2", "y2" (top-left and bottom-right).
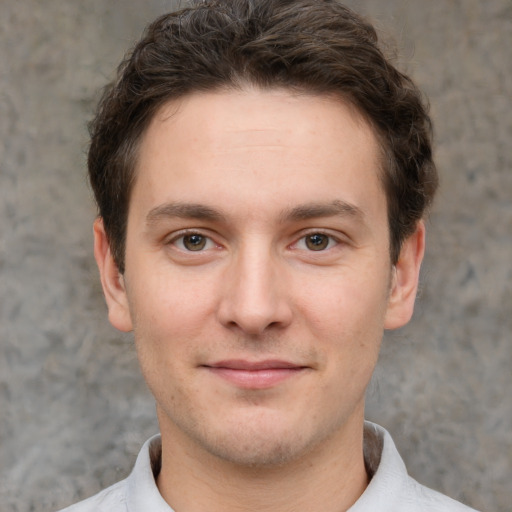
[{"x1": 205, "y1": 367, "x2": 304, "y2": 389}]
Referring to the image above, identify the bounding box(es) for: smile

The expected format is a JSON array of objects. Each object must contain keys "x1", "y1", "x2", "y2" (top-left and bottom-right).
[{"x1": 202, "y1": 360, "x2": 308, "y2": 389}]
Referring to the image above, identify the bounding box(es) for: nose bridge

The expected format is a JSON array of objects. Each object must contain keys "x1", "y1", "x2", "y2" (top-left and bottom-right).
[{"x1": 218, "y1": 236, "x2": 291, "y2": 334}]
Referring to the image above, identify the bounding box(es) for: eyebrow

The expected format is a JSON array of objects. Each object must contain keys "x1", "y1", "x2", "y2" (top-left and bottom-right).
[
  {"x1": 146, "y1": 202, "x2": 226, "y2": 224},
  {"x1": 145, "y1": 199, "x2": 364, "y2": 226},
  {"x1": 279, "y1": 200, "x2": 364, "y2": 223}
]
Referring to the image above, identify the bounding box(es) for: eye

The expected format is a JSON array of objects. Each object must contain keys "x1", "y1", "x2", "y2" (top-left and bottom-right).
[
  {"x1": 173, "y1": 233, "x2": 215, "y2": 252},
  {"x1": 305, "y1": 233, "x2": 329, "y2": 251},
  {"x1": 295, "y1": 232, "x2": 339, "y2": 251}
]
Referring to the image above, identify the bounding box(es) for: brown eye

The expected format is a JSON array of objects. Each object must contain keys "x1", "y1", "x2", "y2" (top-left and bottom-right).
[
  {"x1": 305, "y1": 233, "x2": 329, "y2": 251},
  {"x1": 183, "y1": 234, "x2": 207, "y2": 251}
]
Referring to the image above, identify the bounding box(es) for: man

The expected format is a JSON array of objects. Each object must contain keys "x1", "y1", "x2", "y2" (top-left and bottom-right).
[{"x1": 60, "y1": 0, "x2": 478, "y2": 510}]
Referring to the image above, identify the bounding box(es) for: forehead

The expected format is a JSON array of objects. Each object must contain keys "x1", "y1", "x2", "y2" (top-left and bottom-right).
[
  {"x1": 131, "y1": 88, "x2": 385, "y2": 223},
  {"x1": 145, "y1": 87, "x2": 378, "y2": 155}
]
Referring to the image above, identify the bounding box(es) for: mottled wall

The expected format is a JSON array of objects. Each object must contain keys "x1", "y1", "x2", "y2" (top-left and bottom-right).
[{"x1": 0, "y1": 1, "x2": 510, "y2": 511}]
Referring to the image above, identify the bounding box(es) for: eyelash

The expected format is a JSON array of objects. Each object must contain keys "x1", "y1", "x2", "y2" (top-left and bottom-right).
[
  {"x1": 168, "y1": 230, "x2": 219, "y2": 252},
  {"x1": 167, "y1": 230, "x2": 342, "y2": 253},
  {"x1": 292, "y1": 231, "x2": 341, "y2": 252}
]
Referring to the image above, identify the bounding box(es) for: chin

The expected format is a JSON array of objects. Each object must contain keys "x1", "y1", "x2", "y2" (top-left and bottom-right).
[
  {"x1": 202, "y1": 430, "x2": 307, "y2": 468},
  {"x1": 192, "y1": 410, "x2": 329, "y2": 468}
]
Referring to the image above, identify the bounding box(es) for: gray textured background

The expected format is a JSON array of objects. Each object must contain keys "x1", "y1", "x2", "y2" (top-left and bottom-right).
[{"x1": 1, "y1": 1, "x2": 510, "y2": 511}]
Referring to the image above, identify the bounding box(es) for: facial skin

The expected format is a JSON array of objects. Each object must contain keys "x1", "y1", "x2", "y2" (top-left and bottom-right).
[{"x1": 95, "y1": 88, "x2": 424, "y2": 511}]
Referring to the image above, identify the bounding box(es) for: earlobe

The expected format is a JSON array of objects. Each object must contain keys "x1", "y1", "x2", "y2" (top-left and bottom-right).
[
  {"x1": 93, "y1": 218, "x2": 133, "y2": 332},
  {"x1": 384, "y1": 221, "x2": 426, "y2": 330}
]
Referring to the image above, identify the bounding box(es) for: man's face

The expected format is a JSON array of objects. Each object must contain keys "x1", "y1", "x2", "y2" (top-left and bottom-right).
[{"x1": 96, "y1": 89, "x2": 422, "y2": 467}]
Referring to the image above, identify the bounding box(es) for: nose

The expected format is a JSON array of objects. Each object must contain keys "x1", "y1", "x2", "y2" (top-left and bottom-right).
[{"x1": 216, "y1": 241, "x2": 293, "y2": 336}]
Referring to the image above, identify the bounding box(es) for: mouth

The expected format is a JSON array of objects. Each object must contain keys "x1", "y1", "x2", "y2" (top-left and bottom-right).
[{"x1": 201, "y1": 359, "x2": 308, "y2": 389}]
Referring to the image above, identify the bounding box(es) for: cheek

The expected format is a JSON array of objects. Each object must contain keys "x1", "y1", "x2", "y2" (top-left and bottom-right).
[
  {"x1": 294, "y1": 270, "x2": 387, "y2": 379},
  {"x1": 130, "y1": 265, "x2": 216, "y2": 322},
  {"x1": 127, "y1": 272, "x2": 218, "y2": 367},
  {"x1": 296, "y1": 270, "x2": 389, "y2": 331}
]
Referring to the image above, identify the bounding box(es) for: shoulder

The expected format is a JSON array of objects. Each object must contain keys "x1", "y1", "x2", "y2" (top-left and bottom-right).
[
  {"x1": 56, "y1": 478, "x2": 128, "y2": 512},
  {"x1": 56, "y1": 434, "x2": 163, "y2": 512},
  {"x1": 353, "y1": 422, "x2": 480, "y2": 512},
  {"x1": 403, "y1": 476, "x2": 479, "y2": 512}
]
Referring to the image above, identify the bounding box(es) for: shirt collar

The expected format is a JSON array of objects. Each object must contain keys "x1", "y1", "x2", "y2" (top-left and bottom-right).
[
  {"x1": 126, "y1": 434, "x2": 174, "y2": 512},
  {"x1": 348, "y1": 421, "x2": 409, "y2": 511}
]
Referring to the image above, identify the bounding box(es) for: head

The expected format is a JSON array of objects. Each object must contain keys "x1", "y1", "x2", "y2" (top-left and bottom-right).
[
  {"x1": 91, "y1": 0, "x2": 435, "y2": 473},
  {"x1": 88, "y1": 0, "x2": 437, "y2": 274}
]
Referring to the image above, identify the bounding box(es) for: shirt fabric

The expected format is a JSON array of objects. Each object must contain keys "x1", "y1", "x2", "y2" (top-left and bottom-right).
[{"x1": 58, "y1": 422, "x2": 478, "y2": 512}]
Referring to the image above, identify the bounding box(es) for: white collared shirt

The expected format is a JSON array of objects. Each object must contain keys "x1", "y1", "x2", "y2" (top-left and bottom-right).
[{"x1": 58, "y1": 422, "x2": 478, "y2": 512}]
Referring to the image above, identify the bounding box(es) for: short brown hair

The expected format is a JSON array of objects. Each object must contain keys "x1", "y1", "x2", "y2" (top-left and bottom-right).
[{"x1": 88, "y1": 0, "x2": 437, "y2": 273}]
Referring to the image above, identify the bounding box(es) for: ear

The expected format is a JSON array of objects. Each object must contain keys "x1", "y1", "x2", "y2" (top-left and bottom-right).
[
  {"x1": 93, "y1": 218, "x2": 133, "y2": 332},
  {"x1": 384, "y1": 220, "x2": 425, "y2": 330}
]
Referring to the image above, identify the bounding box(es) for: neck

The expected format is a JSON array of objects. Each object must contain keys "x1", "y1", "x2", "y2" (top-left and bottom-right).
[{"x1": 156, "y1": 412, "x2": 369, "y2": 512}]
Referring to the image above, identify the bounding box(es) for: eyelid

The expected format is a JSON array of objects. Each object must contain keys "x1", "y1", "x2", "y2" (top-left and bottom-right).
[
  {"x1": 164, "y1": 227, "x2": 347, "y2": 252},
  {"x1": 166, "y1": 228, "x2": 221, "y2": 251},
  {"x1": 290, "y1": 229, "x2": 346, "y2": 251}
]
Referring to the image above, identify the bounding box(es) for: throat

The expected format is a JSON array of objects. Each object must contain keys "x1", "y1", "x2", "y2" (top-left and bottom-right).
[{"x1": 155, "y1": 432, "x2": 369, "y2": 512}]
